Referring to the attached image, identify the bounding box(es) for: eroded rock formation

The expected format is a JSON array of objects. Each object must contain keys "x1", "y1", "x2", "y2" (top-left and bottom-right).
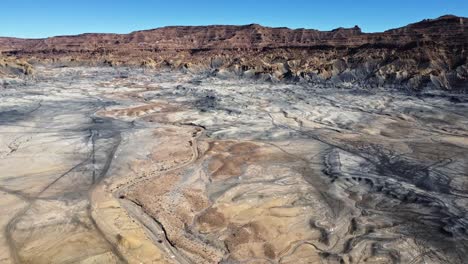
[
  {"x1": 0, "y1": 55, "x2": 33, "y2": 77},
  {"x1": 0, "y1": 15, "x2": 466, "y2": 90},
  {"x1": 1, "y1": 65, "x2": 467, "y2": 263}
]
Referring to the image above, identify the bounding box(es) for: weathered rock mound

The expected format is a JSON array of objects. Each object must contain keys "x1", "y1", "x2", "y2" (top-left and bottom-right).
[
  {"x1": 0, "y1": 55, "x2": 33, "y2": 77},
  {"x1": 0, "y1": 15, "x2": 466, "y2": 90}
]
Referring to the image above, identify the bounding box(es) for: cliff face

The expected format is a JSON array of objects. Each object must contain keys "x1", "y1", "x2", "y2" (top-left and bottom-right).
[{"x1": 0, "y1": 15, "x2": 467, "y2": 90}]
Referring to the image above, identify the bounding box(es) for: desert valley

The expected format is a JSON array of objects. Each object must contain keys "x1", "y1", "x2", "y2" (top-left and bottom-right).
[{"x1": 0, "y1": 14, "x2": 467, "y2": 264}]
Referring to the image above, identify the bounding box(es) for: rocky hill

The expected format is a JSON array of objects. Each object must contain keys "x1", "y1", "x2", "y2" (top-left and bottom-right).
[
  {"x1": 0, "y1": 55, "x2": 33, "y2": 77},
  {"x1": 0, "y1": 15, "x2": 467, "y2": 90}
]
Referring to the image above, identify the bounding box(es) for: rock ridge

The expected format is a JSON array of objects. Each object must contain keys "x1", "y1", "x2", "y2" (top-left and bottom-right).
[{"x1": 0, "y1": 15, "x2": 467, "y2": 90}]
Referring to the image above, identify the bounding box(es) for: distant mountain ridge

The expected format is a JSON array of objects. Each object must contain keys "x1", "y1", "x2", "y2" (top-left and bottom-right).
[
  {"x1": 1, "y1": 15, "x2": 465, "y2": 51},
  {"x1": 0, "y1": 15, "x2": 467, "y2": 91}
]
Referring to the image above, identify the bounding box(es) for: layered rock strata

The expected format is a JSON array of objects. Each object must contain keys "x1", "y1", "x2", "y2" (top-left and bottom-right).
[{"x1": 0, "y1": 15, "x2": 467, "y2": 90}]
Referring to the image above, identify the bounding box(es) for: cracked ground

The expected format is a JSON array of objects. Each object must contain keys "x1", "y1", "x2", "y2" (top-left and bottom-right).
[{"x1": 1, "y1": 66, "x2": 468, "y2": 264}]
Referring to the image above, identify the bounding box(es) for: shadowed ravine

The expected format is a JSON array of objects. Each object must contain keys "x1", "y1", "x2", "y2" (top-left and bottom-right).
[{"x1": 0, "y1": 66, "x2": 467, "y2": 263}]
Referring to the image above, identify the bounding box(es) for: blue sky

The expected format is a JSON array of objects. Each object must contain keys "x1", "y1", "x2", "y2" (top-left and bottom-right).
[{"x1": 1, "y1": 0, "x2": 467, "y2": 38}]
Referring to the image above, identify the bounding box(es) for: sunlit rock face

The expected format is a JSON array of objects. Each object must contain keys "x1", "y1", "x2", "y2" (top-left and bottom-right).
[
  {"x1": 0, "y1": 66, "x2": 467, "y2": 263},
  {"x1": 1, "y1": 15, "x2": 467, "y2": 91},
  {"x1": 0, "y1": 56, "x2": 32, "y2": 77}
]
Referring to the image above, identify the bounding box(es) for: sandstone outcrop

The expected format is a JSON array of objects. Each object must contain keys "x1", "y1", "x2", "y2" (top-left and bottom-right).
[
  {"x1": 0, "y1": 55, "x2": 33, "y2": 77},
  {"x1": 0, "y1": 15, "x2": 466, "y2": 90}
]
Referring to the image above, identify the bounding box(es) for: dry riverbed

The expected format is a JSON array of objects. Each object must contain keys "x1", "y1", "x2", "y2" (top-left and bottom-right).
[{"x1": 0, "y1": 66, "x2": 467, "y2": 263}]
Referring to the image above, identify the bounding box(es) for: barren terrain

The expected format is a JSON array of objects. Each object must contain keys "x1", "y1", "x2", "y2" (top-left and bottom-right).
[
  {"x1": 1, "y1": 15, "x2": 467, "y2": 91},
  {"x1": 0, "y1": 66, "x2": 467, "y2": 263}
]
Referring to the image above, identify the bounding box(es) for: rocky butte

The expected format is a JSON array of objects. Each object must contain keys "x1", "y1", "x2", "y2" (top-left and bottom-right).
[{"x1": 0, "y1": 15, "x2": 467, "y2": 91}]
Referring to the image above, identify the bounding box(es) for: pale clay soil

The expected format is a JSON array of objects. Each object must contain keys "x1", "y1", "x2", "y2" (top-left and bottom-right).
[{"x1": 0, "y1": 66, "x2": 468, "y2": 263}]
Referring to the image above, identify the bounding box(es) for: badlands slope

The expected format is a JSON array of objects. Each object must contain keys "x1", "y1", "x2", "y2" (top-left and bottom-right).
[
  {"x1": 1, "y1": 15, "x2": 467, "y2": 91},
  {"x1": 0, "y1": 66, "x2": 467, "y2": 263}
]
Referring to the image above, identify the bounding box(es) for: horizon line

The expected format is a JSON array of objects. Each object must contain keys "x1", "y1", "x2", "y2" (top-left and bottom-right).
[{"x1": 0, "y1": 14, "x2": 464, "y2": 40}]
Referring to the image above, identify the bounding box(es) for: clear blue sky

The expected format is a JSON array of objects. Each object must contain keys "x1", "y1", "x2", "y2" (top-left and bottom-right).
[{"x1": 1, "y1": 0, "x2": 467, "y2": 38}]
